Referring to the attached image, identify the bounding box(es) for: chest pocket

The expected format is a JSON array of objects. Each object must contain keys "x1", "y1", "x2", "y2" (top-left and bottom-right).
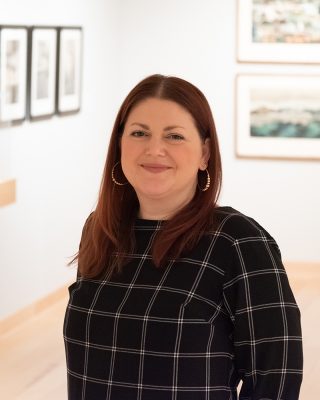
[
  {"x1": 147, "y1": 288, "x2": 220, "y2": 324},
  {"x1": 182, "y1": 296, "x2": 222, "y2": 323}
]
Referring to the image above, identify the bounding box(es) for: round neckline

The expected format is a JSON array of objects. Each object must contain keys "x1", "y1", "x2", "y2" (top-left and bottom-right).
[
  {"x1": 134, "y1": 206, "x2": 232, "y2": 227},
  {"x1": 134, "y1": 218, "x2": 164, "y2": 227}
]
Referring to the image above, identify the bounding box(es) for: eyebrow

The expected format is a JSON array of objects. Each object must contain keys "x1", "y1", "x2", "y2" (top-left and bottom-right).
[{"x1": 130, "y1": 122, "x2": 185, "y2": 131}]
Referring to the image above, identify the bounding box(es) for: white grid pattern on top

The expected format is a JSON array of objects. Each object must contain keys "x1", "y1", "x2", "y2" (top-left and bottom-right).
[{"x1": 64, "y1": 207, "x2": 303, "y2": 400}]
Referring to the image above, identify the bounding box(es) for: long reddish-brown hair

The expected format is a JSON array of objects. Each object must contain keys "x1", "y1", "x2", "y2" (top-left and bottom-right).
[{"x1": 70, "y1": 74, "x2": 222, "y2": 278}]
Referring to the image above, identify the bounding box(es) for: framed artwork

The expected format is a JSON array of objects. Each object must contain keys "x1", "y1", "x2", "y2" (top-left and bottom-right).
[
  {"x1": 236, "y1": 74, "x2": 320, "y2": 160},
  {"x1": 0, "y1": 26, "x2": 28, "y2": 125},
  {"x1": 237, "y1": 0, "x2": 320, "y2": 63},
  {"x1": 27, "y1": 27, "x2": 57, "y2": 120},
  {"x1": 56, "y1": 27, "x2": 82, "y2": 114}
]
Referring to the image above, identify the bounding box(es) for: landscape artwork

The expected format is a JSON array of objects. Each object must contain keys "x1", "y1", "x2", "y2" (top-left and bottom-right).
[
  {"x1": 252, "y1": 0, "x2": 320, "y2": 44},
  {"x1": 237, "y1": 0, "x2": 320, "y2": 62},
  {"x1": 250, "y1": 88, "x2": 320, "y2": 139},
  {"x1": 236, "y1": 74, "x2": 320, "y2": 160}
]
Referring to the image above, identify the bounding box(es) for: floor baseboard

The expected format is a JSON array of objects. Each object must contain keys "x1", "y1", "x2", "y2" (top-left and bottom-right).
[{"x1": 0, "y1": 282, "x2": 71, "y2": 337}]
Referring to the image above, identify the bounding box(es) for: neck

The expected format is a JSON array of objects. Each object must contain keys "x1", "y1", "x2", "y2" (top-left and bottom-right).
[
  {"x1": 137, "y1": 205, "x2": 173, "y2": 220},
  {"x1": 137, "y1": 188, "x2": 196, "y2": 221}
]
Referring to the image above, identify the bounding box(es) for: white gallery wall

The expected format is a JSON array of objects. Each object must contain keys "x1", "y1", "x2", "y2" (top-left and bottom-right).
[
  {"x1": 0, "y1": 0, "x2": 119, "y2": 319},
  {"x1": 112, "y1": 0, "x2": 320, "y2": 261},
  {"x1": 0, "y1": 0, "x2": 319, "y2": 319}
]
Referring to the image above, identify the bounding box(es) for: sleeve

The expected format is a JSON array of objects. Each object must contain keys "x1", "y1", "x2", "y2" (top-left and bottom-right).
[{"x1": 222, "y1": 225, "x2": 303, "y2": 399}]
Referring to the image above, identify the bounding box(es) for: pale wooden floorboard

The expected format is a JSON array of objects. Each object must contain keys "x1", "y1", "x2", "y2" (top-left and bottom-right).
[
  {"x1": 0, "y1": 264, "x2": 319, "y2": 399},
  {"x1": 0, "y1": 298, "x2": 68, "y2": 400},
  {"x1": 286, "y1": 264, "x2": 320, "y2": 400}
]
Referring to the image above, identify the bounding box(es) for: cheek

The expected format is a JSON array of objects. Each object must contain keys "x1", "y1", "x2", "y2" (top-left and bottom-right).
[
  {"x1": 121, "y1": 138, "x2": 141, "y2": 156},
  {"x1": 121, "y1": 140, "x2": 141, "y2": 174},
  {"x1": 121, "y1": 139, "x2": 133, "y2": 161},
  {"x1": 180, "y1": 147, "x2": 203, "y2": 167}
]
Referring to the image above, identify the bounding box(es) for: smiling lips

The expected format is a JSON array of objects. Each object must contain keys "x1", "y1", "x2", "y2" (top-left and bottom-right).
[{"x1": 141, "y1": 163, "x2": 171, "y2": 173}]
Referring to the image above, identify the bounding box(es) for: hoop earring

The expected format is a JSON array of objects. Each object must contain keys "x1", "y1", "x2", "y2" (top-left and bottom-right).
[
  {"x1": 111, "y1": 162, "x2": 128, "y2": 186},
  {"x1": 198, "y1": 168, "x2": 211, "y2": 192}
]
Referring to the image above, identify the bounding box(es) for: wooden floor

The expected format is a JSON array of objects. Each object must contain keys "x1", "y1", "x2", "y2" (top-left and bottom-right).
[
  {"x1": 0, "y1": 263, "x2": 319, "y2": 399},
  {"x1": 0, "y1": 297, "x2": 67, "y2": 400}
]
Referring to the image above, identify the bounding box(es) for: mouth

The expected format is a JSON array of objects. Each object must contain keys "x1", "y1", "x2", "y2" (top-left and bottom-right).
[{"x1": 140, "y1": 163, "x2": 172, "y2": 173}]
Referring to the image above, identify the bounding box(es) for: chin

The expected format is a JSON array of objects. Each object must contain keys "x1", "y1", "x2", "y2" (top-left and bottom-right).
[
  {"x1": 137, "y1": 185, "x2": 173, "y2": 199},
  {"x1": 141, "y1": 190, "x2": 171, "y2": 199}
]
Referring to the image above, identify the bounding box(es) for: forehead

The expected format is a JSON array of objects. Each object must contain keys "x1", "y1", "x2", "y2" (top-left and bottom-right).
[{"x1": 126, "y1": 98, "x2": 196, "y2": 127}]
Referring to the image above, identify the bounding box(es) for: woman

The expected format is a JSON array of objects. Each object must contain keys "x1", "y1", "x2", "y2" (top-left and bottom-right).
[{"x1": 64, "y1": 74, "x2": 303, "y2": 399}]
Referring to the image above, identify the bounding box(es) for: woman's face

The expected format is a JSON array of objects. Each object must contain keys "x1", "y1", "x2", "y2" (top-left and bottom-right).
[{"x1": 121, "y1": 97, "x2": 210, "y2": 212}]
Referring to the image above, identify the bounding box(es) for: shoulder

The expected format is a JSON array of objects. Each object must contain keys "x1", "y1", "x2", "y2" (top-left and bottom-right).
[
  {"x1": 79, "y1": 211, "x2": 95, "y2": 242},
  {"x1": 83, "y1": 211, "x2": 95, "y2": 229},
  {"x1": 211, "y1": 206, "x2": 277, "y2": 243},
  {"x1": 211, "y1": 207, "x2": 284, "y2": 282}
]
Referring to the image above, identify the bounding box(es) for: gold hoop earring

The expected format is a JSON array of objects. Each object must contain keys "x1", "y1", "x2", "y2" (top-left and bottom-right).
[
  {"x1": 198, "y1": 168, "x2": 210, "y2": 192},
  {"x1": 111, "y1": 162, "x2": 128, "y2": 186}
]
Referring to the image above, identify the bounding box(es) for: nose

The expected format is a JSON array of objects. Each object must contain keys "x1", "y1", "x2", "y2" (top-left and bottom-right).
[{"x1": 145, "y1": 136, "x2": 166, "y2": 156}]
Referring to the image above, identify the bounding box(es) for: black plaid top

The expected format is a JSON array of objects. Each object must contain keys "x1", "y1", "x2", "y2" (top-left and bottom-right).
[{"x1": 63, "y1": 207, "x2": 303, "y2": 400}]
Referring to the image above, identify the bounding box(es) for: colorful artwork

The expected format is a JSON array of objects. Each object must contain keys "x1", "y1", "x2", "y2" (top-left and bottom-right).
[
  {"x1": 236, "y1": 74, "x2": 320, "y2": 160},
  {"x1": 237, "y1": 0, "x2": 320, "y2": 63},
  {"x1": 252, "y1": 0, "x2": 320, "y2": 44},
  {"x1": 250, "y1": 88, "x2": 320, "y2": 139}
]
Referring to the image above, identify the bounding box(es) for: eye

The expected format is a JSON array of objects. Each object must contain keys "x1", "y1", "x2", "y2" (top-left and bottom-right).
[
  {"x1": 131, "y1": 130, "x2": 147, "y2": 137},
  {"x1": 167, "y1": 133, "x2": 185, "y2": 141}
]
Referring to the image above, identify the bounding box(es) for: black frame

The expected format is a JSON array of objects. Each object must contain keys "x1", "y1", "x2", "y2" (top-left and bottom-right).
[
  {"x1": 27, "y1": 26, "x2": 58, "y2": 121},
  {"x1": 56, "y1": 26, "x2": 83, "y2": 115},
  {"x1": 0, "y1": 25, "x2": 28, "y2": 126}
]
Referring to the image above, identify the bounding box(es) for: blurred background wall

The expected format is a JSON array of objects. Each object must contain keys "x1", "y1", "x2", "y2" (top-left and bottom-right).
[
  {"x1": 0, "y1": 0, "x2": 319, "y2": 320},
  {"x1": 0, "y1": 0, "x2": 118, "y2": 319}
]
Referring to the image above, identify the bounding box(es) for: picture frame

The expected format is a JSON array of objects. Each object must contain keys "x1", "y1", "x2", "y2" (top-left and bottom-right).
[
  {"x1": 56, "y1": 27, "x2": 82, "y2": 115},
  {"x1": 235, "y1": 74, "x2": 320, "y2": 160},
  {"x1": 237, "y1": 0, "x2": 320, "y2": 63},
  {"x1": 0, "y1": 26, "x2": 28, "y2": 125},
  {"x1": 27, "y1": 27, "x2": 58, "y2": 120}
]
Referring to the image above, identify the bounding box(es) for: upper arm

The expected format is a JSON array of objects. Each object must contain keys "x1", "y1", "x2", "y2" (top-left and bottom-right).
[{"x1": 223, "y1": 226, "x2": 303, "y2": 399}]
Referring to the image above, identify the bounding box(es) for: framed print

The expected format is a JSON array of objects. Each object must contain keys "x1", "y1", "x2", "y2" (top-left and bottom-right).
[
  {"x1": 27, "y1": 27, "x2": 57, "y2": 120},
  {"x1": 56, "y1": 27, "x2": 82, "y2": 114},
  {"x1": 236, "y1": 74, "x2": 320, "y2": 160},
  {"x1": 0, "y1": 26, "x2": 28, "y2": 125},
  {"x1": 237, "y1": 0, "x2": 320, "y2": 63}
]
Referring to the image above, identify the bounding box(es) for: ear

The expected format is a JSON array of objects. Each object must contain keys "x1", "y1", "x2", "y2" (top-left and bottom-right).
[{"x1": 200, "y1": 138, "x2": 211, "y2": 170}]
